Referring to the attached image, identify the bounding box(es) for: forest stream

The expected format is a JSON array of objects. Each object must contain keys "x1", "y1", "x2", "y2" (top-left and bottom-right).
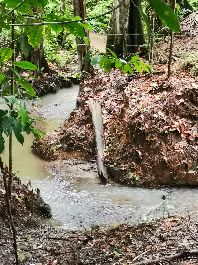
[{"x1": 1, "y1": 85, "x2": 198, "y2": 231}]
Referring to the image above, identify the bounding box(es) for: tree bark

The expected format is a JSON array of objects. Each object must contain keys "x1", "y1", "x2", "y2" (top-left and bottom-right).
[
  {"x1": 18, "y1": 35, "x2": 49, "y2": 74},
  {"x1": 73, "y1": 0, "x2": 90, "y2": 71},
  {"x1": 88, "y1": 99, "x2": 108, "y2": 184},
  {"x1": 128, "y1": 0, "x2": 144, "y2": 53},
  {"x1": 106, "y1": 0, "x2": 130, "y2": 56},
  {"x1": 107, "y1": 0, "x2": 145, "y2": 56}
]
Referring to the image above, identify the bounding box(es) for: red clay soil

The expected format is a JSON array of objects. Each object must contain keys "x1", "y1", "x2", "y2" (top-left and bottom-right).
[
  {"x1": 33, "y1": 68, "x2": 198, "y2": 187},
  {"x1": 33, "y1": 16, "x2": 198, "y2": 187}
]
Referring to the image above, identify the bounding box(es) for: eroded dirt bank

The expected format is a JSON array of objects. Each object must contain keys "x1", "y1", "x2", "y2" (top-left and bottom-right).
[
  {"x1": 0, "y1": 172, "x2": 52, "y2": 264},
  {"x1": 33, "y1": 13, "x2": 198, "y2": 187},
  {"x1": 33, "y1": 69, "x2": 198, "y2": 187}
]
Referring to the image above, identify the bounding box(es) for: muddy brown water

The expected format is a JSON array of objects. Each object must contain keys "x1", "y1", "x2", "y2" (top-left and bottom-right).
[{"x1": 1, "y1": 85, "x2": 198, "y2": 230}]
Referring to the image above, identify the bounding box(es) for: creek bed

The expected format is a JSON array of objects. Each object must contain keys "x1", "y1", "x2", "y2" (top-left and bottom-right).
[{"x1": 1, "y1": 85, "x2": 198, "y2": 230}]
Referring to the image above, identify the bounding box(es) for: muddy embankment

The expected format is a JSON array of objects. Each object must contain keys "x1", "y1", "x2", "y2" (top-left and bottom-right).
[
  {"x1": 33, "y1": 69, "x2": 198, "y2": 187},
  {"x1": 33, "y1": 14, "x2": 198, "y2": 187}
]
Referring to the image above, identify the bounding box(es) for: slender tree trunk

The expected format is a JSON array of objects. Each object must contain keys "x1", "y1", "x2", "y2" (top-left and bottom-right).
[
  {"x1": 149, "y1": 13, "x2": 155, "y2": 64},
  {"x1": 8, "y1": 16, "x2": 15, "y2": 197},
  {"x1": 0, "y1": 160, "x2": 19, "y2": 265},
  {"x1": 167, "y1": 0, "x2": 176, "y2": 78}
]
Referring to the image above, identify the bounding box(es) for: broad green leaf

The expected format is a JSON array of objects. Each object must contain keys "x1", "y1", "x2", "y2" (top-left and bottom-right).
[
  {"x1": 13, "y1": 61, "x2": 37, "y2": 71},
  {"x1": 0, "y1": 72, "x2": 5, "y2": 85},
  {"x1": 115, "y1": 59, "x2": 122, "y2": 69},
  {"x1": 46, "y1": 13, "x2": 64, "y2": 35},
  {"x1": 49, "y1": 24, "x2": 64, "y2": 35},
  {"x1": 123, "y1": 64, "x2": 133, "y2": 74},
  {"x1": 30, "y1": 0, "x2": 48, "y2": 8},
  {"x1": 148, "y1": 0, "x2": 180, "y2": 32},
  {"x1": 134, "y1": 62, "x2": 143, "y2": 73},
  {"x1": 18, "y1": 35, "x2": 32, "y2": 58},
  {"x1": 65, "y1": 22, "x2": 85, "y2": 39},
  {"x1": 27, "y1": 26, "x2": 43, "y2": 48},
  {"x1": 4, "y1": 96, "x2": 18, "y2": 106},
  {"x1": 4, "y1": 0, "x2": 48, "y2": 12},
  {"x1": 12, "y1": 119, "x2": 24, "y2": 145},
  {"x1": 2, "y1": 115, "x2": 13, "y2": 136},
  {"x1": 0, "y1": 48, "x2": 13, "y2": 64},
  {"x1": 99, "y1": 56, "x2": 112, "y2": 72},
  {"x1": 18, "y1": 105, "x2": 29, "y2": 127},
  {"x1": 4, "y1": 0, "x2": 20, "y2": 8},
  {"x1": 16, "y1": 78, "x2": 36, "y2": 97},
  {"x1": 82, "y1": 22, "x2": 93, "y2": 31}
]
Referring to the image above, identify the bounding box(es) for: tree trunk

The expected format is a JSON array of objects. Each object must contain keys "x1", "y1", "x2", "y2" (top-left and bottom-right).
[
  {"x1": 128, "y1": 0, "x2": 145, "y2": 53},
  {"x1": 107, "y1": 0, "x2": 145, "y2": 56},
  {"x1": 73, "y1": 0, "x2": 90, "y2": 71},
  {"x1": 18, "y1": 35, "x2": 49, "y2": 74},
  {"x1": 106, "y1": 0, "x2": 130, "y2": 56},
  {"x1": 88, "y1": 99, "x2": 108, "y2": 184}
]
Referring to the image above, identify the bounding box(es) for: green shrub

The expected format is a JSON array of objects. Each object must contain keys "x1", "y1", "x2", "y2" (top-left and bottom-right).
[{"x1": 182, "y1": 51, "x2": 198, "y2": 76}]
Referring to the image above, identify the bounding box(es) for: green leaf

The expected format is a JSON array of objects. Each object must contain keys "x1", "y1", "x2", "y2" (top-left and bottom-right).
[
  {"x1": 18, "y1": 105, "x2": 29, "y2": 127},
  {"x1": 13, "y1": 61, "x2": 37, "y2": 71},
  {"x1": 148, "y1": 0, "x2": 180, "y2": 32},
  {"x1": 16, "y1": 78, "x2": 36, "y2": 97},
  {"x1": 83, "y1": 37, "x2": 90, "y2": 45},
  {"x1": 0, "y1": 110, "x2": 8, "y2": 119},
  {"x1": 115, "y1": 59, "x2": 122, "y2": 69},
  {"x1": 99, "y1": 55, "x2": 113, "y2": 72},
  {"x1": 123, "y1": 64, "x2": 132, "y2": 74},
  {"x1": 134, "y1": 62, "x2": 143, "y2": 73},
  {"x1": 4, "y1": 0, "x2": 20, "y2": 8},
  {"x1": 107, "y1": 48, "x2": 118, "y2": 59},
  {"x1": 31, "y1": 127, "x2": 43, "y2": 139},
  {"x1": 4, "y1": 96, "x2": 18, "y2": 106},
  {"x1": 2, "y1": 115, "x2": 13, "y2": 136},
  {"x1": 82, "y1": 22, "x2": 93, "y2": 31},
  {"x1": 0, "y1": 72, "x2": 5, "y2": 85},
  {"x1": 12, "y1": 119, "x2": 24, "y2": 145},
  {"x1": 18, "y1": 35, "x2": 32, "y2": 58},
  {"x1": 0, "y1": 48, "x2": 13, "y2": 64},
  {"x1": 65, "y1": 22, "x2": 85, "y2": 39},
  {"x1": 27, "y1": 26, "x2": 43, "y2": 48}
]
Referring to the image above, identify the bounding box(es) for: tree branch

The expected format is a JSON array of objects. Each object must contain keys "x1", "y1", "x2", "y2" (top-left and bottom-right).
[{"x1": 9, "y1": 0, "x2": 125, "y2": 27}]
